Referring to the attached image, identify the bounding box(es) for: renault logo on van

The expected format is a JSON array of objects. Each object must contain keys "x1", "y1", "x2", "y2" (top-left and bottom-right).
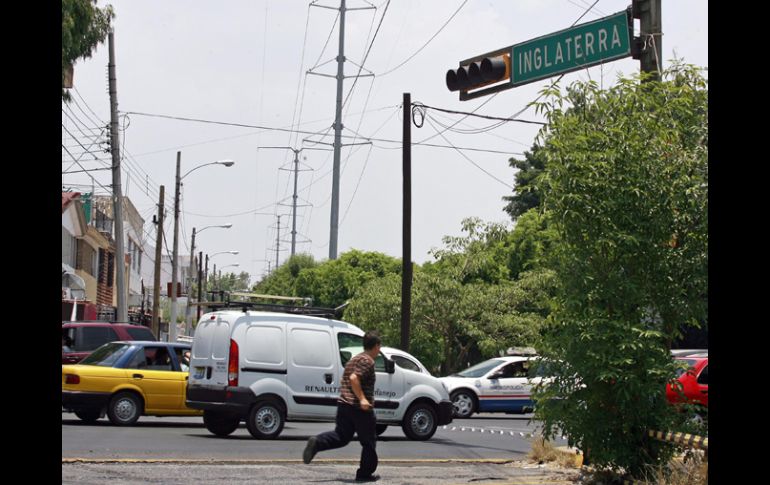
[{"x1": 305, "y1": 385, "x2": 340, "y2": 394}]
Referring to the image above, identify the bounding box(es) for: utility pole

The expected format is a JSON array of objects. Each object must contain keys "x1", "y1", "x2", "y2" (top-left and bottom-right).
[
  {"x1": 151, "y1": 185, "x2": 165, "y2": 337},
  {"x1": 307, "y1": 0, "x2": 374, "y2": 259},
  {"x1": 169, "y1": 152, "x2": 182, "y2": 341},
  {"x1": 328, "y1": 0, "x2": 346, "y2": 261},
  {"x1": 291, "y1": 152, "x2": 299, "y2": 257},
  {"x1": 197, "y1": 251, "x2": 203, "y2": 322},
  {"x1": 632, "y1": 0, "x2": 662, "y2": 80},
  {"x1": 184, "y1": 227, "x2": 197, "y2": 336},
  {"x1": 108, "y1": 31, "x2": 128, "y2": 323},
  {"x1": 401, "y1": 93, "x2": 412, "y2": 352},
  {"x1": 260, "y1": 146, "x2": 321, "y2": 257},
  {"x1": 275, "y1": 215, "x2": 281, "y2": 270},
  {"x1": 204, "y1": 253, "x2": 209, "y2": 304}
]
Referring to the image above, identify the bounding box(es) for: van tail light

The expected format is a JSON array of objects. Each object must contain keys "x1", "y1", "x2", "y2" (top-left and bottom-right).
[
  {"x1": 228, "y1": 339, "x2": 239, "y2": 387},
  {"x1": 65, "y1": 374, "x2": 80, "y2": 385}
]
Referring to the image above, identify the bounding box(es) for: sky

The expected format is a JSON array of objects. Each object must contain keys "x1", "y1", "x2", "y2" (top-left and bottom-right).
[{"x1": 62, "y1": 0, "x2": 708, "y2": 286}]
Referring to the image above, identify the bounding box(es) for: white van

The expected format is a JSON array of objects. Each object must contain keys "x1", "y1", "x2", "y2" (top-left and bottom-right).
[{"x1": 186, "y1": 310, "x2": 453, "y2": 440}]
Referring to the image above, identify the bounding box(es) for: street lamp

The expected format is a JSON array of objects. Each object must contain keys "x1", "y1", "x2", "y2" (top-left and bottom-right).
[
  {"x1": 185, "y1": 223, "x2": 234, "y2": 336},
  {"x1": 169, "y1": 152, "x2": 234, "y2": 342}
]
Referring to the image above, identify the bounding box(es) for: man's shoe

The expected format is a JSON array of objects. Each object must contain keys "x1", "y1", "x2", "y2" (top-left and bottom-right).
[
  {"x1": 303, "y1": 436, "x2": 317, "y2": 464},
  {"x1": 354, "y1": 474, "x2": 380, "y2": 482}
]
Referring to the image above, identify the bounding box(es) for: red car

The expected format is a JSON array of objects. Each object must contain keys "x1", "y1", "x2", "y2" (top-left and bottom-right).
[
  {"x1": 62, "y1": 321, "x2": 157, "y2": 364},
  {"x1": 666, "y1": 354, "x2": 708, "y2": 408}
]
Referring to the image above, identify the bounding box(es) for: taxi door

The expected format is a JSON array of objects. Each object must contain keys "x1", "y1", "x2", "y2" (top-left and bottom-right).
[
  {"x1": 124, "y1": 346, "x2": 188, "y2": 413},
  {"x1": 481, "y1": 360, "x2": 534, "y2": 413}
]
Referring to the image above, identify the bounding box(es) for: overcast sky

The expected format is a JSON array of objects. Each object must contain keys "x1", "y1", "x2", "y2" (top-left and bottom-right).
[{"x1": 62, "y1": 0, "x2": 708, "y2": 286}]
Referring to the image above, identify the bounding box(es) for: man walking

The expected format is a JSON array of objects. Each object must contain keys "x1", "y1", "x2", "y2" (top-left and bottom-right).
[{"x1": 303, "y1": 331, "x2": 382, "y2": 482}]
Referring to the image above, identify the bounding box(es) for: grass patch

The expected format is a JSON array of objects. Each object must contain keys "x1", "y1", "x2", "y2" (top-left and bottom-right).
[{"x1": 527, "y1": 437, "x2": 582, "y2": 468}]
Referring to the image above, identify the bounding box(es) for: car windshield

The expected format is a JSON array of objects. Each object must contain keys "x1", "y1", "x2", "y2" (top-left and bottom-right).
[
  {"x1": 79, "y1": 342, "x2": 132, "y2": 367},
  {"x1": 455, "y1": 358, "x2": 506, "y2": 378}
]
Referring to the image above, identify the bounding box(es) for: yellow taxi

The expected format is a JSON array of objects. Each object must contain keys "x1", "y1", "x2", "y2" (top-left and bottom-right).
[{"x1": 62, "y1": 341, "x2": 202, "y2": 425}]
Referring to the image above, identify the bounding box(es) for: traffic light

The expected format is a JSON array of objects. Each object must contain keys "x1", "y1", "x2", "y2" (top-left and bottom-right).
[{"x1": 446, "y1": 54, "x2": 511, "y2": 92}]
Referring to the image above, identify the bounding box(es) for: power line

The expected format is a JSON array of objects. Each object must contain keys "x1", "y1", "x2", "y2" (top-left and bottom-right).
[
  {"x1": 424, "y1": 117, "x2": 513, "y2": 190},
  {"x1": 122, "y1": 110, "x2": 523, "y2": 156},
  {"x1": 378, "y1": 0, "x2": 468, "y2": 77},
  {"x1": 416, "y1": 103, "x2": 547, "y2": 126}
]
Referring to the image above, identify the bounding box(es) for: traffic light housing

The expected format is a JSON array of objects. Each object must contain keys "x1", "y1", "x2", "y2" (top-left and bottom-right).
[{"x1": 446, "y1": 54, "x2": 511, "y2": 93}]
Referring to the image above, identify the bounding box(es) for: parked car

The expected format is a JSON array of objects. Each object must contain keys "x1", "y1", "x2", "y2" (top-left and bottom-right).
[
  {"x1": 62, "y1": 341, "x2": 201, "y2": 425},
  {"x1": 666, "y1": 354, "x2": 708, "y2": 409},
  {"x1": 380, "y1": 346, "x2": 431, "y2": 375},
  {"x1": 62, "y1": 321, "x2": 157, "y2": 364},
  {"x1": 439, "y1": 355, "x2": 544, "y2": 418},
  {"x1": 186, "y1": 310, "x2": 453, "y2": 440}
]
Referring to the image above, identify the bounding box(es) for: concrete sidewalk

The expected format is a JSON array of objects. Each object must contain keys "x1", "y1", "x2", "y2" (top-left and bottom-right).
[{"x1": 62, "y1": 460, "x2": 582, "y2": 484}]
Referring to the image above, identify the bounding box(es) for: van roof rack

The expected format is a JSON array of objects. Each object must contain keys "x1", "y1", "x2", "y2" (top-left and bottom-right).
[{"x1": 202, "y1": 292, "x2": 346, "y2": 319}]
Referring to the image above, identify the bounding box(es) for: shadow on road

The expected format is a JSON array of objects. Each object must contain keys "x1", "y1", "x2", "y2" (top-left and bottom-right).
[{"x1": 61, "y1": 418, "x2": 206, "y2": 428}]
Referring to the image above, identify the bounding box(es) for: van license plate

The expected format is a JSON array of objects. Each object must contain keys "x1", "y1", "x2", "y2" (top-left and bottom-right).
[{"x1": 193, "y1": 367, "x2": 205, "y2": 379}]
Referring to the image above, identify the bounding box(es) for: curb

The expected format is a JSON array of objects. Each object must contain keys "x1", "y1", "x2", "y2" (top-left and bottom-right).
[{"x1": 63, "y1": 458, "x2": 518, "y2": 465}]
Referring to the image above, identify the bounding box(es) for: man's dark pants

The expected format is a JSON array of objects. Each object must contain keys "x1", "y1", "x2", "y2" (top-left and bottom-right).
[{"x1": 314, "y1": 402, "x2": 378, "y2": 479}]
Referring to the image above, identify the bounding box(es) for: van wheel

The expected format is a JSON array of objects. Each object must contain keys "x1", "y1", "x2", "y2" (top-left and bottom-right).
[
  {"x1": 402, "y1": 402, "x2": 438, "y2": 440},
  {"x1": 376, "y1": 424, "x2": 388, "y2": 436},
  {"x1": 107, "y1": 391, "x2": 142, "y2": 426},
  {"x1": 247, "y1": 399, "x2": 285, "y2": 439},
  {"x1": 203, "y1": 410, "x2": 241, "y2": 437},
  {"x1": 450, "y1": 390, "x2": 477, "y2": 418},
  {"x1": 75, "y1": 408, "x2": 101, "y2": 423}
]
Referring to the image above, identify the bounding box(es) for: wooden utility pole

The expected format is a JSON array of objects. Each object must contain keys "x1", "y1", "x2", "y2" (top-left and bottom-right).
[
  {"x1": 633, "y1": 0, "x2": 662, "y2": 80},
  {"x1": 108, "y1": 31, "x2": 128, "y2": 322},
  {"x1": 151, "y1": 185, "x2": 165, "y2": 336},
  {"x1": 401, "y1": 93, "x2": 412, "y2": 352}
]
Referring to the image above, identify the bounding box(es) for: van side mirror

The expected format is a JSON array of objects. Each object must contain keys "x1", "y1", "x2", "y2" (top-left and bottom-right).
[{"x1": 384, "y1": 357, "x2": 395, "y2": 374}]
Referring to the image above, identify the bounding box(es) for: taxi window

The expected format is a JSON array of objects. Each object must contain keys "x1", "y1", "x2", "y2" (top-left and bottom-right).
[
  {"x1": 499, "y1": 361, "x2": 529, "y2": 378},
  {"x1": 456, "y1": 359, "x2": 506, "y2": 378}
]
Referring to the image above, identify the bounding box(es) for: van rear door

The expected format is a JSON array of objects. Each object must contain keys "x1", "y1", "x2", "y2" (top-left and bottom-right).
[{"x1": 189, "y1": 315, "x2": 231, "y2": 387}]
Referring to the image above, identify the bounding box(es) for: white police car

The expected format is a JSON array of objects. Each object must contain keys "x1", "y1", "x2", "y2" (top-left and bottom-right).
[{"x1": 439, "y1": 352, "x2": 543, "y2": 418}]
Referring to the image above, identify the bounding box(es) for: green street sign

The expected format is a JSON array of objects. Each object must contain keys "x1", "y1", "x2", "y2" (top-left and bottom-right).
[{"x1": 511, "y1": 10, "x2": 631, "y2": 87}]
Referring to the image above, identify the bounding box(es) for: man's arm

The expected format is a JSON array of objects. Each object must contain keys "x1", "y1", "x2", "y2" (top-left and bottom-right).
[{"x1": 349, "y1": 373, "x2": 372, "y2": 411}]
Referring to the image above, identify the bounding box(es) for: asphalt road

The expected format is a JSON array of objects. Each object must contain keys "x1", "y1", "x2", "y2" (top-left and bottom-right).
[{"x1": 62, "y1": 411, "x2": 568, "y2": 461}]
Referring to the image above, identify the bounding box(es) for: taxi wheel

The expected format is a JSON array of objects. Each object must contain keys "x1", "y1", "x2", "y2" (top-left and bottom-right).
[
  {"x1": 107, "y1": 391, "x2": 142, "y2": 426},
  {"x1": 75, "y1": 408, "x2": 101, "y2": 423},
  {"x1": 402, "y1": 402, "x2": 437, "y2": 441},
  {"x1": 450, "y1": 390, "x2": 477, "y2": 418},
  {"x1": 247, "y1": 399, "x2": 285, "y2": 439},
  {"x1": 203, "y1": 410, "x2": 241, "y2": 437}
]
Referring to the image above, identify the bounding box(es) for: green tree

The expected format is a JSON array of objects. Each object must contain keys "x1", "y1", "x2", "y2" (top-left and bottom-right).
[
  {"x1": 502, "y1": 145, "x2": 547, "y2": 221},
  {"x1": 426, "y1": 217, "x2": 513, "y2": 284},
  {"x1": 251, "y1": 253, "x2": 318, "y2": 297},
  {"x1": 505, "y1": 208, "x2": 559, "y2": 279},
  {"x1": 252, "y1": 250, "x2": 401, "y2": 310},
  {"x1": 532, "y1": 63, "x2": 708, "y2": 477},
  {"x1": 62, "y1": 0, "x2": 114, "y2": 100},
  {"x1": 214, "y1": 271, "x2": 251, "y2": 293}
]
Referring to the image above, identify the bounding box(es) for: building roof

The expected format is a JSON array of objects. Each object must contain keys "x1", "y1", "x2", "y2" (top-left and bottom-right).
[{"x1": 62, "y1": 192, "x2": 81, "y2": 213}]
